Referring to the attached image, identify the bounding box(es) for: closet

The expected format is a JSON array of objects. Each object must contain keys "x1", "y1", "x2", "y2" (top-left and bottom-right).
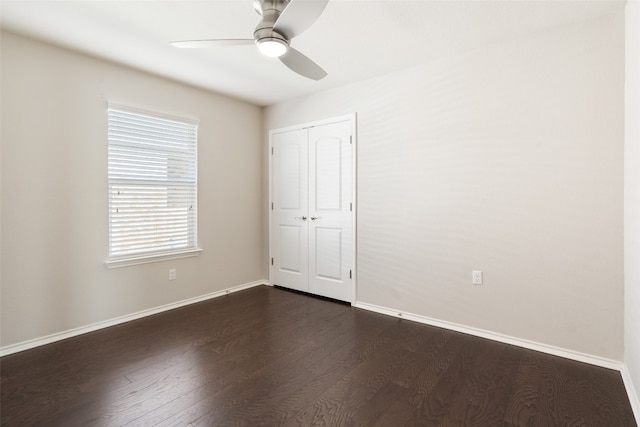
[{"x1": 269, "y1": 115, "x2": 355, "y2": 302}]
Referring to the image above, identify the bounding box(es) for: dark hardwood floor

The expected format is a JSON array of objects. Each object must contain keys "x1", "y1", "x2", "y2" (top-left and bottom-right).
[{"x1": 1, "y1": 285, "x2": 636, "y2": 426}]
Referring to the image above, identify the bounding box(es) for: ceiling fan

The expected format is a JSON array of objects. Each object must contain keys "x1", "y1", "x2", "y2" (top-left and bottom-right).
[{"x1": 171, "y1": 0, "x2": 329, "y2": 81}]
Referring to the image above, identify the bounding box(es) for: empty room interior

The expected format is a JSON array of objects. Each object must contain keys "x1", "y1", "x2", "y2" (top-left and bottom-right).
[{"x1": 1, "y1": 0, "x2": 639, "y2": 425}]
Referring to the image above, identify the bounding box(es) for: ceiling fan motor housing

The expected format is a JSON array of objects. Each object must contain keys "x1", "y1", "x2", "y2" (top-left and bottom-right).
[{"x1": 253, "y1": 0, "x2": 290, "y2": 54}]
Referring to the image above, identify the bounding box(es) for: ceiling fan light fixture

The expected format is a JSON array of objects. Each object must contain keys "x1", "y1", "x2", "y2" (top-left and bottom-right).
[{"x1": 257, "y1": 37, "x2": 288, "y2": 57}]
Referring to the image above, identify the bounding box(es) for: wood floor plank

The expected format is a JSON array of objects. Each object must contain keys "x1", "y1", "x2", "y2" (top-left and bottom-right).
[
  {"x1": 155, "y1": 310, "x2": 358, "y2": 426},
  {"x1": 440, "y1": 341, "x2": 521, "y2": 426},
  {"x1": 535, "y1": 356, "x2": 635, "y2": 426},
  {"x1": 100, "y1": 292, "x2": 346, "y2": 426},
  {"x1": 503, "y1": 352, "x2": 548, "y2": 426},
  {"x1": 244, "y1": 311, "x2": 399, "y2": 426},
  {"x1": 287, "y1": 317, "x2": 446, "y2": 426},
  {"x1": 190, "y1": 314, "x2": 365, "y2": 425},
  {"x1": 2, "y1": 287, "x2": 300, "y2": 426},
  {"x1": 146, "y1": 296, "x2": 357, "y2": 426},
  {"x1": 193, "y1": 311, "x2": 396, "y2": 426},
  {"x1": 1, "y1": 285, "x2": 636, "y2": 427},
  {"x1": 374, "y1": 399, "x2": 415, "y2": 427},
  {"x1": 415, "y1": 336, "x2": 483, "y2": 424},
  {"x1": 397, "y1": 332, "x2": 468, "y2": 425}
]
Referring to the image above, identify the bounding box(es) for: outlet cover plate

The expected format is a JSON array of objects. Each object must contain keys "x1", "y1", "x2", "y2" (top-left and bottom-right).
[{"x1": 472, "y1": 270, "x2": 483, "y2": 285}]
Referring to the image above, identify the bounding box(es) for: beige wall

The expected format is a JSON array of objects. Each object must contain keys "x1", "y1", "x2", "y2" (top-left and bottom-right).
[
  {"x1": 0, "y1": 32, "x2": 266, "y2": 348},
  {"x1": 265, "y1": 10, "x2": 625, "y2": 360},
  {"x1": 625, "y1": 0, "x2": 640, "y2": 411}
]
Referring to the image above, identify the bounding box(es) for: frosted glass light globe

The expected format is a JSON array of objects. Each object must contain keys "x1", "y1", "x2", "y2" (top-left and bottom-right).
[{"x1": 257, "y1": 38, "x2": 287, "y2": 57}]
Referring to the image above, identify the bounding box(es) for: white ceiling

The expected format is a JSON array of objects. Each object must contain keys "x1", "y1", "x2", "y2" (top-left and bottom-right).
[{"x1": 0, "y1": 0, "x2": 624, "y2": 106}]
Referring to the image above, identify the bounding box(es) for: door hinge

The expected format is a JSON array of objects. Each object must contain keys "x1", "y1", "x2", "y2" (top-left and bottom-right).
[
  {"x1": 271, "y1": 257, "x2": 274, "y2": 266},
  {"x1": 271, "y1": 202, "x2": 274, "y2": 210},
  {"x1": 349, "y1": 270, "x2": 352, "y2": 279},
  {"x1": 349, "y1": 135, "x2": 353, "y2": 144},
  {"x1": 271, "y1": 146, "x2": 274, "y2": 155},
  {"x1": 350, "y1": 202, "x2": 353, "y2": 212}
]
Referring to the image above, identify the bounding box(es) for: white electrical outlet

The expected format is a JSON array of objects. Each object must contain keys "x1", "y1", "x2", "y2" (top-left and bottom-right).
[
  {"x1": 472, "y1": 270, "x2": 483, "y2": 285},
  {"x1": 169, "y1": 268, "x2": 176, "y2": 281}
]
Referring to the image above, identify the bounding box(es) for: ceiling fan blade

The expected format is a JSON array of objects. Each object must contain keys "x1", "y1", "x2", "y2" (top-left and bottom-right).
[
  {"x1": 171, "y1": 39, "x2": 254, "y2": 48},
  {"x1": 273, "y1": 0, "x2": 329, "y2": 39},
  {"x1": 279, "y1": 47, "x2": 327, "y2": 80}
]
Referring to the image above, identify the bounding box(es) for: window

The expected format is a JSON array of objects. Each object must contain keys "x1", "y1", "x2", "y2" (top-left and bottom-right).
[{"x1": 106, "y1": 106, "x2": 199, "y2": 267}]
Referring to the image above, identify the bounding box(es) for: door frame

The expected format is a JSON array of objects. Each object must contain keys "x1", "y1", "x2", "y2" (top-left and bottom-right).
[{"x1": 268, "y1": 113, "x2": 357, "y2": 304}]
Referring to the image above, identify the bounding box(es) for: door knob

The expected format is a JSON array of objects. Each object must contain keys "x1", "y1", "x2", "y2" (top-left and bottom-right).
[
  {"x1": 295, "y1": 216, "x2": 308, "y2": 221},
  {"x1": 310, "y1": 216, "x2": 321, "y2": 221}
]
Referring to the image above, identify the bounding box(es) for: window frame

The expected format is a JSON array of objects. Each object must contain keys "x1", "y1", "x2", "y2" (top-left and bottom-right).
[{"x1": 104, "y1": 104, "x2": 201, "y2": 269}]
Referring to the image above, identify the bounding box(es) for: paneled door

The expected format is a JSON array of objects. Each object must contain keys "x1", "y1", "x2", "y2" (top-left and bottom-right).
[
  {"x1": 271, "y1": 127, "x2": 309, "y2": 293},
  {"x1": 270, "y1": 116, "x2": 355, "y2": 302}
]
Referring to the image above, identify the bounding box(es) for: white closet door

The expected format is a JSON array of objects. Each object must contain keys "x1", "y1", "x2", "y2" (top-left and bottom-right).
[
  {"x1": 271, "y1": 128, "x2": 309, "y2": 293},
  {"x1": 308, "y1": 120, "x2": 353, "y2": 302},
  {"x1": 270, "y1": 116, "x2": 355, "y2": 303}
]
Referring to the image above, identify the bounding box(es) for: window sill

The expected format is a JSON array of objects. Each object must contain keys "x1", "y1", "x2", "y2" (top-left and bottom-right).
[{"x1": 105, "y1": 248, "x2": 203, "y2": 269}]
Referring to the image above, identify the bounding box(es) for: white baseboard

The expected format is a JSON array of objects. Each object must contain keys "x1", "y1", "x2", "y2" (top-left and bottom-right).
[
  {"x1": 0, "y1": 280, "x2": 268, "y2": 357},
  {"x1": 353, "y1": 301, "x2": 623, "y2": 371},
  {"x1": 621, "y1": 364, "x2": 640, "y2": 425}
]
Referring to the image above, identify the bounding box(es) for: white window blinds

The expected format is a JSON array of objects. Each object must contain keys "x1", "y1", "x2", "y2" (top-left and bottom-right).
[{"x1": 108, "y1": 106, "x2": 198, "y2": 260}]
